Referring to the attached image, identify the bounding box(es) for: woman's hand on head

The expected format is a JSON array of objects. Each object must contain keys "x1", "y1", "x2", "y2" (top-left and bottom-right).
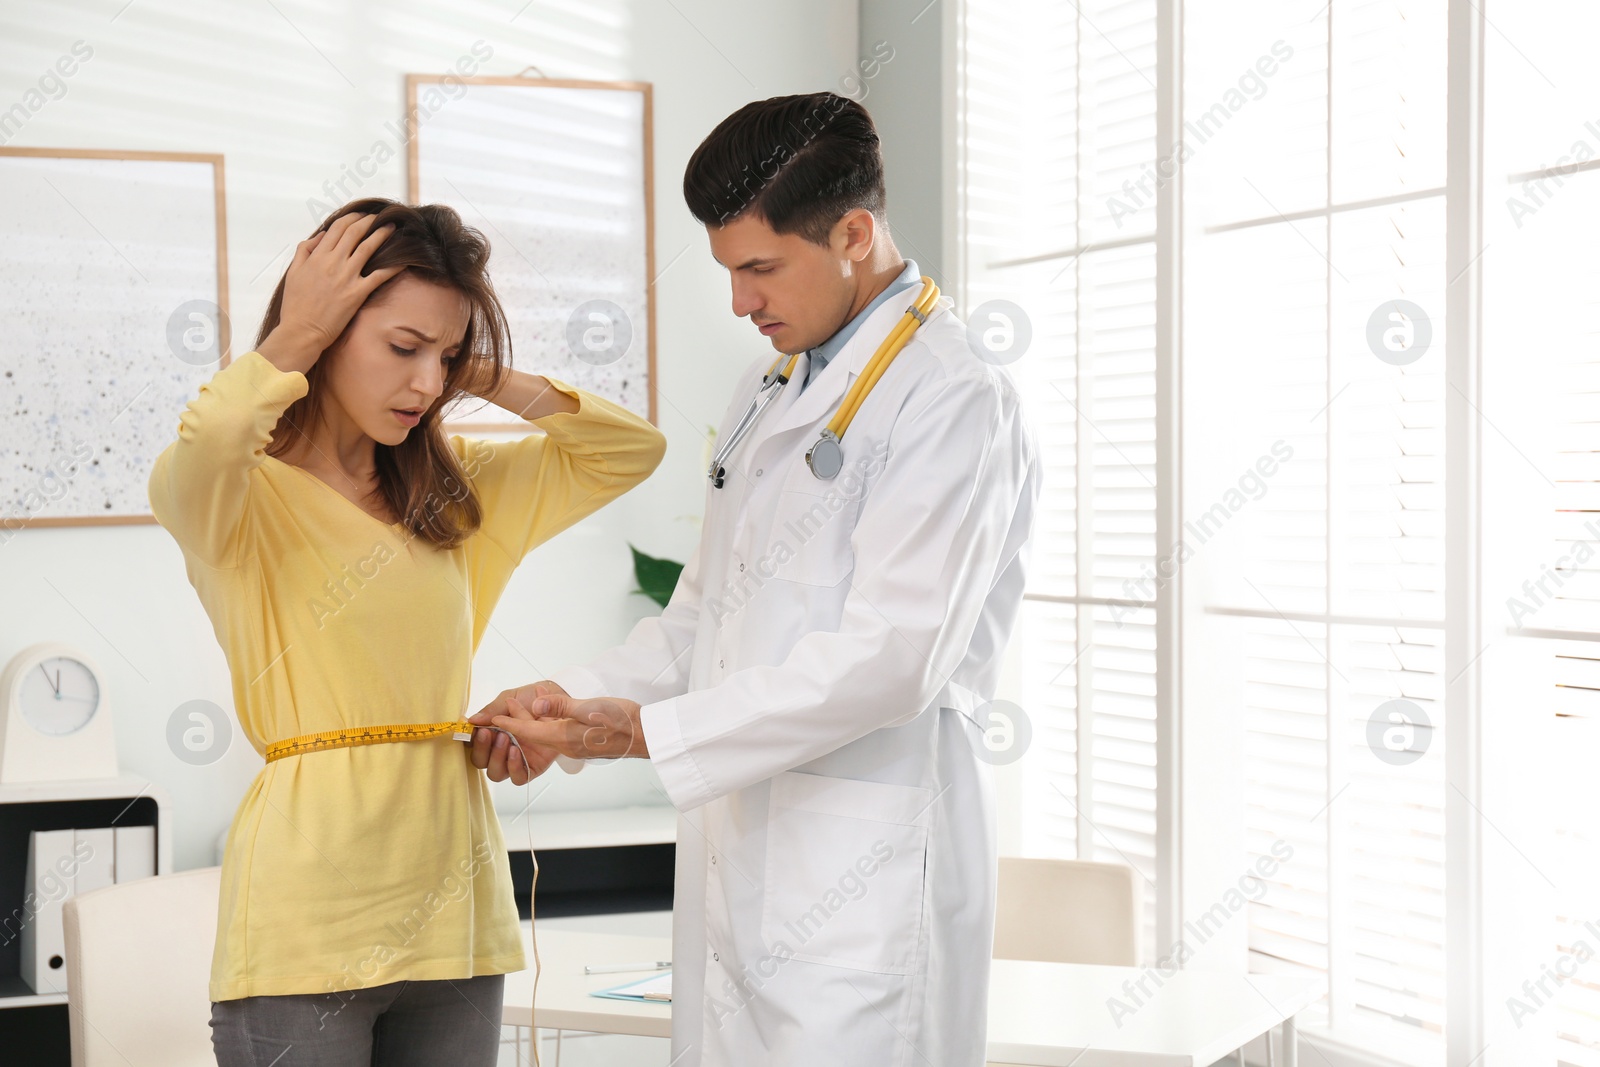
[{"x1": 257, "y1": 213, "x2": 406, "y2": 375}]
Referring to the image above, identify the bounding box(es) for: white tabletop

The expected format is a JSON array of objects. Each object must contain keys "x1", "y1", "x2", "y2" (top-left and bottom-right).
[
  {"x1": 502, "y1": 925, "x2": 671, "y2": 1037},
  {"x1": 985, "y1": 958, "x2": 1322, "y2": 1066},
  {"x1": 504, "y1": 926, "x2": 1322, "y2": 1066}
]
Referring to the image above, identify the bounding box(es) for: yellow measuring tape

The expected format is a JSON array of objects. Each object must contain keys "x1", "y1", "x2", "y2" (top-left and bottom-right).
[
  {"x1": 263, "y1": 719, "x2": 479, "y2": 762},
  {"x1": 265, "y1": 713, "x2": 550, "y2": 1064}
]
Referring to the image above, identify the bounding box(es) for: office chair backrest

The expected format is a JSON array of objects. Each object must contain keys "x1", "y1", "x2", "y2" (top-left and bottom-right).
[
  {"x1": 62, "y1": 866, "x2": 221, "y2": 1067},
  {"x1": 993, "y1": 856, "x2": 1142, "y2": 966}
]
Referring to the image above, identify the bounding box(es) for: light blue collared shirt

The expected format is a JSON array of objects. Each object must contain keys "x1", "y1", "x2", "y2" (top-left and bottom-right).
[{"x1": 799, "y1": 260, "x2": 921, "y2": 392}]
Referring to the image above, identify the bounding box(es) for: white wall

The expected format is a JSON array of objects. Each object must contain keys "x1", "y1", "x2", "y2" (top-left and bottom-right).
[
  {"x1": 0, "y1": 0, "x2": 858, "y2": 871},
  {"x1": 857, "y1": 0, "x2": 950, "y2": 288}
]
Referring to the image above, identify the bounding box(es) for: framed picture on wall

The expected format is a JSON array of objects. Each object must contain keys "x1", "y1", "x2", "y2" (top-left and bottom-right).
[
  {"x1": 0, "y1": 148, "x2": 228, "y2": 528},
  {"x1": 406, "y1": 73, "x2": 657, "y2": 429}
]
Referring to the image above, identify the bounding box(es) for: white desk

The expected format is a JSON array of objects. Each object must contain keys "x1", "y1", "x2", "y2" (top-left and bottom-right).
[
  {"x1": 985, "y1": 958, "x2": 1321, "y2": 1066},
  {"x1": 502, "y1": 926, "x2": 670, "y2": 1037},
  {"x1": 504, "y1": 926, "x2": 1323, "y2": 1066}
]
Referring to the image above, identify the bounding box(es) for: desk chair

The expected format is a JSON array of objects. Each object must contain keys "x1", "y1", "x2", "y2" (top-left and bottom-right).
[
  {"x1": 988, "y1": 857, "x2": 1142, "y2": 1067},
  {"x1": 988, "y1": 858, "x2": 1279, "y2": 1067},
  {"x1": 62, "y1": 866, "x2": 220, "y2": 1067},
  {"x1": 992, "y1": 856, "x2": 1142, "y2": 966}
]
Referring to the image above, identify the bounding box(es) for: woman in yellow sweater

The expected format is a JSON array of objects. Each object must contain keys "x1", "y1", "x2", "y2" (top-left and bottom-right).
[{"x1": 148, "y1": 199, "x2": 665, "y2": 1064}]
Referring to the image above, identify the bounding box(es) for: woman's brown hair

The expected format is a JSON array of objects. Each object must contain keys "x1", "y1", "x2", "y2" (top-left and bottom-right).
[{"x1": 257, "y1": 198, "x2": 511, "y2": 550}]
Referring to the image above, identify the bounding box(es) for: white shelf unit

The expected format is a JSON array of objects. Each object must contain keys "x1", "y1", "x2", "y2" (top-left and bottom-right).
[
  {"x1": 496, "y1": 805, "x2": 677, "y2": 853},
  {"x1": 0, "y1": 774, "x2": 171, "y2": 1010},
  {"x1": 497, "y1": 805, "x2": 678, "y2": 922}
]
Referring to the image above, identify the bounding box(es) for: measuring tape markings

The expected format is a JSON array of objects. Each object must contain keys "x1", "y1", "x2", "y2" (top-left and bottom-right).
[{"x1": 262, "y1": 719, "x2": 484, "y2": 762}]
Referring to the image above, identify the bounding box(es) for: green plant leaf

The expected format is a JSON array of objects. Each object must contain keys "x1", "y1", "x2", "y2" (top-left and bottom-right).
[{"x1": 630, "y1": 544, "x2": 684, "y2": 609}]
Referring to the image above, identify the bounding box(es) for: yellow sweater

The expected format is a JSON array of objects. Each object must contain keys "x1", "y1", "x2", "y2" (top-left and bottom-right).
[{"x1": 148, "y1": 350, "x2": 666, "y2": 1001}]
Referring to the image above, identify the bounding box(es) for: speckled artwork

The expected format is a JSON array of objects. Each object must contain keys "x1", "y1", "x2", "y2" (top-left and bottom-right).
[
  {"x1": 0, "y1": 152, "x2": 224, "y2": 526},
  {"x1": 411, "y1": 80, "x2": 654, "y2": 426}
]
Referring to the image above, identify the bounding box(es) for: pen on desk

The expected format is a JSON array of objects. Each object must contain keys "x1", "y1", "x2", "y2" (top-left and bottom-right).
[{"x1": 584, "y1": 960, "x2": 672, "y2": 975}]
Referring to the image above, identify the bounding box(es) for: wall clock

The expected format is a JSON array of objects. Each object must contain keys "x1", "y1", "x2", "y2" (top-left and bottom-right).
[{"x1": 0, "y1": 643, "x2": 118, "y2": 784}]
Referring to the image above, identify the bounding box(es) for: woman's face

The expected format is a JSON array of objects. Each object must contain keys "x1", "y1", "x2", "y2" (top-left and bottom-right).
[{"x1": 319, "y1": 272, "x2": 471, "y2": 448}]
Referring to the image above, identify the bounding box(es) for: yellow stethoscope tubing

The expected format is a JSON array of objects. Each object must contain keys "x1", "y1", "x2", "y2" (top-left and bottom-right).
[
  {"x1": 708, "y1": 276, "x2": 939, "y2": 485},
  {"x1": 829, "y1": 276, "x2": 939, "y2": 438}
]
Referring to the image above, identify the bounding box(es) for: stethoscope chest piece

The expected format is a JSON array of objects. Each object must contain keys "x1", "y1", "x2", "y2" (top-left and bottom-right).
[
  {"x1": 710, "y1": 275, "x2": 939, "y2": 490},
  {"x1": 806, "y1": 431, "x2": 845, "y2": 479}
]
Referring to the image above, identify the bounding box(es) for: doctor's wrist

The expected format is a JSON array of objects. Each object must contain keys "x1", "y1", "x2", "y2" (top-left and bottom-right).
[{"x1": 621, "y1": 701, "x2": 650, "y2": 759}]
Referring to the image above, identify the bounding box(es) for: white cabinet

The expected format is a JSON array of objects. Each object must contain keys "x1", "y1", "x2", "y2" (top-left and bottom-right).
[{"x1": 0, "y1": 774, "x2": 170, "y2": 1065}]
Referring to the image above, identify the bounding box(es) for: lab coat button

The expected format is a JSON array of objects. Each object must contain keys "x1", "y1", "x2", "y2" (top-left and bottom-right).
[
  {"x1": 713, "y1": 951, "x2": 720, "y2": 962},
  {"x1": 756, "y1": 468, "x2": 763, "y2": 476},
  {"x1": 710, "y1": 855, "x2": 717, "y2": 866}
]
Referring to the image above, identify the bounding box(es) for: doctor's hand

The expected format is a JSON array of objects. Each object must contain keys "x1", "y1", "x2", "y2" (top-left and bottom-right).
[
  {"x1": 468, "y1": 681, "x2": 567, "y2": 786},
  {"x1": 488, "y1": 693, "x2": 650, "y2": 763}
]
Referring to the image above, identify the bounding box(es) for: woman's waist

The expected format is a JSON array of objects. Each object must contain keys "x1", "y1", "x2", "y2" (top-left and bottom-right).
[{"x1": 237, "y1": 750, "x2": 493, "y2": 849}]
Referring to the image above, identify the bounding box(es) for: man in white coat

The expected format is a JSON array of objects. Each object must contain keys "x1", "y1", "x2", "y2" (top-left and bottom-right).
[{"x1": 471, "y1": 91, "x2": 1039, "y2": 1067}]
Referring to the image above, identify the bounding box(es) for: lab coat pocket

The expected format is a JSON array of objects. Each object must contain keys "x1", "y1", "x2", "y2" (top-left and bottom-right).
[
  {"x1": 760, "y1": 771, "x2": 932, "y2": 975},
  {"x1": 771, "y1": 485, "x2": 859, "y2": 587}
]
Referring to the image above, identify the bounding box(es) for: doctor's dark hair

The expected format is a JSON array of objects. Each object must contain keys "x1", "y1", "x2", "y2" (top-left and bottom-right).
[
  {"x1": 256, "y1": 197, "x2": 512, "y2": 551},
  {"x1": 682, "y1": 92, "x2": 887, "y2": 244}
]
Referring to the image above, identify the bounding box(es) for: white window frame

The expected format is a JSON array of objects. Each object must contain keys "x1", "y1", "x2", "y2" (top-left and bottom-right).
[{"x1": 944, "y1": 3, "x2": 1575, "y2": 1065}]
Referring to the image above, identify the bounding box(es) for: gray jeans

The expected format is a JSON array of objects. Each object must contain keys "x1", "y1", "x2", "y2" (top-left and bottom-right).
[{"x1": 209, "y1": 973, "x2": 505, "y2": 1066}]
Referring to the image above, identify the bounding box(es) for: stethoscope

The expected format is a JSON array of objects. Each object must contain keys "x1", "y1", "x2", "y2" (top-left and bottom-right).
[{"x1": 708, "y1": 276, "x2": 940, "y2": 488}]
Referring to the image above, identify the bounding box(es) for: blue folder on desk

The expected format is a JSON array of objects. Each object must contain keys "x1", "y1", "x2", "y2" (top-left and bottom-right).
[{"x1": 591, "y1": 970, "x2": 673, "y2": 1002}]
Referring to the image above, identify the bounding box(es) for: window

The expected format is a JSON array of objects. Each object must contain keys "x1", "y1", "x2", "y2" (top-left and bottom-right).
[
  {"x1": 1484, "y1": 8, "x2": 1600, "y2": 1063},
  {"x1": 958, "y1": 2, "x2": 1599, "y2": 1065},
  {"x1": 958, "y1": 0, "x2": 1163, "y2": 951},
  {"x1": 1185, "y1": 2, "x2": 1448, "y2": 1060}
]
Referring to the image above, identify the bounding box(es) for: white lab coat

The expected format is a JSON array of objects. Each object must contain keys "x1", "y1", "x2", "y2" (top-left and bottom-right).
[{"x1": 550, "y1": 287, "x2": 1040, "y2": 1067}]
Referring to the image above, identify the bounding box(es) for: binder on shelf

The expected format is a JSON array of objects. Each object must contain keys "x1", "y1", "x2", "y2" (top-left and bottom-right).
[
  {"x1": 18, "y1": 825, "x2": 154, "y2": 994},
  {"x1": 76, "y1": 828, "x2": 115, "y2": 896},
  {"x1": 114, "y1": 825, "x2": 155, "y2": 882},
  {"x1": 20, "y1": 829, "x2": 75, "y2": 995}
]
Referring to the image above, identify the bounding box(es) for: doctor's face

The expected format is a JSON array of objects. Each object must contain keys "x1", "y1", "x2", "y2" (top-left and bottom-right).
[{"x1": 706, "y1": 211, "x2": 867, "y2": 356}]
